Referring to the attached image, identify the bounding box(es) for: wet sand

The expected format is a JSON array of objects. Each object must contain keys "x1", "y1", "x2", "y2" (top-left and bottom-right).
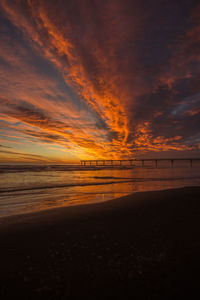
[{"x1": 0, "y1": 186, "x2": 200, "y2": 299}]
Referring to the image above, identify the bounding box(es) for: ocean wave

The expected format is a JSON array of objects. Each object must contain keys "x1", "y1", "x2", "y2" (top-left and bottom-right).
[
  {"x1": 0, "y1": 180, "x2": 134, "y2": 194},
  {"x1": 1, "y1": 176, "x2": 199, "y2": 195},
  {"x1": 0, "y1": 165, "x2": 83, "y2": 173},
  {"x1": 0, "y1": 164, "x2": 119, "y2": 174}
]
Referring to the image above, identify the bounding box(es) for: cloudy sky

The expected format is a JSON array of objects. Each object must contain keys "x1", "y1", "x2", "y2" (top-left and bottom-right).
[{"x1": 0, "y1": 0, "x2": 200, "y2": 163}]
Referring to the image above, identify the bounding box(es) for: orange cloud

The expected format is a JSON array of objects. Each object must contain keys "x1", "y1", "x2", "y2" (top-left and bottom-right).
[
  {"x1": 1, "y1": 1, "x2": 131, "y2": 139},
  {"x1": 0, "y1": 0, "x2": 199, "y2": 162}
]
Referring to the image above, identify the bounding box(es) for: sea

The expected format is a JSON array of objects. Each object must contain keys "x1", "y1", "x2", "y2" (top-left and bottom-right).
[{"x1": 0, "y1": 161, "x2": 200, "y2": 218}]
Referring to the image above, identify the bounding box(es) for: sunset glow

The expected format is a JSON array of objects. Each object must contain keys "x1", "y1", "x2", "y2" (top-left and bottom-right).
[{"x1": 0, "y1": 0, "x2": 200, "y2": 163}]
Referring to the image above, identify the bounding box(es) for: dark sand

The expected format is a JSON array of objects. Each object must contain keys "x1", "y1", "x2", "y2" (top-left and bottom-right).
[{"x1": 0, "y1": 186, "x2": 200, "y2": 299}]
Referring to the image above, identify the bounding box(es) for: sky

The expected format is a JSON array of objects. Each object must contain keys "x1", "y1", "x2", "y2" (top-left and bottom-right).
[{"x1": 0, "y1": 0, "x2": 200, "y2": 164}]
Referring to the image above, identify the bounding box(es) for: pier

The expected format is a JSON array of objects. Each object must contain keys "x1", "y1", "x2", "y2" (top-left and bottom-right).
[{"x1": 81, "y1": 158, "x2": 200, "y2": 168}]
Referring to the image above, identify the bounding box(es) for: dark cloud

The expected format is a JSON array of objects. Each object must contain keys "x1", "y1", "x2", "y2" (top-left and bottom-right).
[
  {"x1": 22, "y1": 129, "x2": 69, "y2": 144},
  {"x1": 0, "y1": 144, "x2": 12, "y2": 148}
]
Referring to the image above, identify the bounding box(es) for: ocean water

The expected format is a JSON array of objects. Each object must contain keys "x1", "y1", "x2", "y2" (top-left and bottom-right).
[{"x1": 0, "y1": 161, "x2": 200, "y2": 218}]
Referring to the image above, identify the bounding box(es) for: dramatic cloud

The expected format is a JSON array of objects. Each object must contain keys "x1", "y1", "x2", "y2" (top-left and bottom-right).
[{"x1": 0, "y1": 0, "x2": 199, "y2": 162}]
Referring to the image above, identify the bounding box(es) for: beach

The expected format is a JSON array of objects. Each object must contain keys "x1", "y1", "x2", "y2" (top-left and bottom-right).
[{"x1": 0, "y1": 186, "x2": 200, "y2": 299}]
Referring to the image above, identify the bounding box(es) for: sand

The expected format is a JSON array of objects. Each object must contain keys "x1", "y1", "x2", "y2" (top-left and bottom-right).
[{"x1": 0, "y1": 186, "x2": 200, "y2": 299}]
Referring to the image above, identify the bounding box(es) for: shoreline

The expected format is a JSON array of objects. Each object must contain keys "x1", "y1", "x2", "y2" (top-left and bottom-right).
[
  {"x1": 0, "y1": 186, "x2": 200, "y2": 299},
  {"x1": 0, "y1": 184, "x2": 199, "y2": 222},
  {"x1": 0, "y1": 185, "x2": 198, "y2": 225}
]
